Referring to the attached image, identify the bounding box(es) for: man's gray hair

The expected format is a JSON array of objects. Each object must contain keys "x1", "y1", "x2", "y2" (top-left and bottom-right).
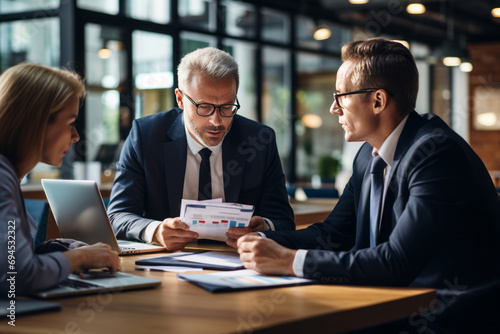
[{"x1": 177, "y1": 47, "x2": 239, "y2": 92}]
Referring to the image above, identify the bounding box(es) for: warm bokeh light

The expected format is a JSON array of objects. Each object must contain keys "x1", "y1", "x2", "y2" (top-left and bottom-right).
[
  {"x1": 301, "y1": 114, "x2": 323, "y2": 128},
  {"x1": 406, "y1": 3, "x2": 426, "y2": 15},
  {"x1": 443, "y1": 56, "x2": 461, "y2": 67},
  {"x1": 492, "y1": 7, "x2": 500, "y2": 17},
  {"x1": 98, "y1": 48, "x2": 112, "y2": 59},
  {"x1": 348, "y1": 0, "x2": 369, "y2": 4},
  {"x1": 313, "y1": 26, "x2": 331, "y2": 41},
  {"x1": 459, "y1": 62, "x2": 473, "y2": 72}
]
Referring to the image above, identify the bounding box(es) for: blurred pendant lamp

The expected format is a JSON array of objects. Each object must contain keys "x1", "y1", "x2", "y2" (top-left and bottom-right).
[
  {"x1": 432, "y1": 0, "x2": 471, "y2": 70},
  {"x1": 313, "y1": 20, "x2": 331, "y2": 41},
  {"x1": 492, "y1": 1, "x2": 500, "y2": 17},
  {"x1": 406, "y1": 2, "x2": 426, "y2": 15}
]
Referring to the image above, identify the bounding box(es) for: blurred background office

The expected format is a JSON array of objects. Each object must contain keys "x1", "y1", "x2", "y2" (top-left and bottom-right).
[{"x1": 2, "y1": 0, "x2": 500, "y2": 195}]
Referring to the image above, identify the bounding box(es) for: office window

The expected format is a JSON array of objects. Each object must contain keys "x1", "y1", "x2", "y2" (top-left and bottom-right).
[
  {"x1": 0, "y1": 18, "x2": 59, "y2": 71},
  {"x1": 223, "y1": 39, "x2": 257, "y2": 121},
  {"x1": 296, "y1": 52, "x2": 343, "y2": 182},
  {"x1": 262, "y1": 46, "x2": 291, "y2": 174},
  {"x1": 180, "y1": 31, "x2": 216, "y2": 57},
  {"x1": 178, "y1": 0, "x2": 215, "y2": 32},
  {"x1": 261, "y1": 8, "x2": 289, "y2": 44},
  {"x1": 433, "y1": 64, "x2": 451, "y2": 124},
  {"x1": 78, "y1": 0, "x2": 119, "y2": 14},
  {"x1": 0, "y1": 0, "x2": 58, "y2": 14},
  {"x1": 133, "y1": 31, "x2": 173, "y2": 118},
  {"x1": 126, "y1": 0, "x2": 170, "y2": 24},
  {"x1": 221, "y1": 0, "x2": 255, "y2": 39},
  {"x1": 84, "y1": 24, "x2": 127, "y2": 161},
  {"x1": 296, "y1": 15, "x2": 350, "y2": 53}
]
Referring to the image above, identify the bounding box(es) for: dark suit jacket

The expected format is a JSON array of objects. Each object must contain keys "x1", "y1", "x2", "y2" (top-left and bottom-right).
[
  {"x1": 108, "y1": 108, "x2": 295, "y2": 241},
  {"x1": 264, "y1": 111, "x2": 500, "y2": 330}
]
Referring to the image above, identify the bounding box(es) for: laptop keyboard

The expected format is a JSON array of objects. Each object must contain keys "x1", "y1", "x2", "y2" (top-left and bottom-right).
[{"x1": 59, "y1": 279, "x2": 101, "y2": 290}]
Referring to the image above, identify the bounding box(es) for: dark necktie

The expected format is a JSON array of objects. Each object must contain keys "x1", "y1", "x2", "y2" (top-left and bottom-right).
[
  {"x1": 198, "y1": 148, "x2": 212, "y2": 200},
  {"x1": 370, "y1": 155, "x2": 386, "y2": 247}
]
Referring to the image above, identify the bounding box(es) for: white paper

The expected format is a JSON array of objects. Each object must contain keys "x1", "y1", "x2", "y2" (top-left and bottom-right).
[{"x1": 180, "y1": 199, "x2": 254, "y2": 241}]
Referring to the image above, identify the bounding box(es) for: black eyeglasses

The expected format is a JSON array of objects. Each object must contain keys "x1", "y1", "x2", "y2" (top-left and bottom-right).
[
  {"x1": 333, "y1": 88, "x2": 392, "y2": 109},
  {"x1": 180, "y1": 90, "x2": 240, "y2": 117}
]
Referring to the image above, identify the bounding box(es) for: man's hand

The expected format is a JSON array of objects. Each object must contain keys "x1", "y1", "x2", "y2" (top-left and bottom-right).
[
  {"x1": 153, "y1": 218, "x2": 199, "y2": 251},
  {"x1": 64, "y1": 242, "x2": 121, "y2": 276},
  {"x1": 225, "y1": 216, "x2": 268, "y2": 248},
  {"x1": 237, "y1": 233, "x2": 297, "y2": 276}
]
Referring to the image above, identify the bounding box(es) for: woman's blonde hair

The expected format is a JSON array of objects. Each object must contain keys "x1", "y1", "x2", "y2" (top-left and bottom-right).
[{"x1": 0, "y1": 63, "x2": 85, "y2": 176}]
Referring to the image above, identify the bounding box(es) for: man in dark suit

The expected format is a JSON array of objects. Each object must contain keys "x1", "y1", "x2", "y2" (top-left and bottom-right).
[
  {"x1": 108, "y1": 47, "x2": 294, "y2": 251},
  {"x1": 237, "y1": 39, "x2": 500, "y2": 332}
]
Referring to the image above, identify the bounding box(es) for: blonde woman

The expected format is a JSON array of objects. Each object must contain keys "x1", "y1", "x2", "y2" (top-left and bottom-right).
[{"x1": 0, "y1": 63, "x2": 120, "y2": 296}]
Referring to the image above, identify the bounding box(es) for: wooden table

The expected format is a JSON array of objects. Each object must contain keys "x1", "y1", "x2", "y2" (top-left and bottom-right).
[
  {"x1": 291, "y1": 198, "x2": 337, "y2": 228},
  {"x1": 5, "y1": 250, "x2": 436, "y2": 334}
]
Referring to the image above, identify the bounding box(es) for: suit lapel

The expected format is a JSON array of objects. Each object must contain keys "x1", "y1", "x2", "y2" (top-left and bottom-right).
[
  {"x1": 163, "y1": 113, "x2": 187, "y2": 217},
  {"x1": 356, "y1": 161, "x2": 373, "y2": 249},
  {"x1": 222, "y1": 117, "x2": 246, "y2": 203},
  {"x1": 377, "y1": 111, "x2": 424, "y2": 243}
]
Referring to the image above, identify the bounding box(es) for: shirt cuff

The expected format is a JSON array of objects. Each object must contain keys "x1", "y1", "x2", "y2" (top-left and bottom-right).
[
  {"x1": 263, "y1": 218, "x2": 275, "y2": 231},
  {"x1": 257, "y1": 232, "x2": 267, "y2": 238},
  {"x1": 293, "y1": 249, "x2": 308, "y2": 277},
  {"x1": 141, "y1": 220, "x2": 163, "y2": 243}
]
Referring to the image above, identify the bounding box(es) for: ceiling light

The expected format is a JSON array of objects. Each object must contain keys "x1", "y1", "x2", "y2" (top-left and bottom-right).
[
  {"x1": 432, "y1": 40, "x2": 470, "y2": 67},
  {"x1": 301, "y1": 114, "x2": 323, "y2": 128},
  {"x1": 406, "y1": 3, "x2": 426, "y2": 15},
  {"x1": 348, "y1": 0, "x2": 369, "y2": 4},
  {"x1": 98, "y1": 47, "x2": 112, "y2": 59},
  {"x1": 313, "y1": 25, "x2": 331, "y2": 41},
  {"x1": 442, "y1": 57, "x2": 461, "y2": 67},
  {"x1": 459, "y1": 62, "x2": 473, "y2": 72}
]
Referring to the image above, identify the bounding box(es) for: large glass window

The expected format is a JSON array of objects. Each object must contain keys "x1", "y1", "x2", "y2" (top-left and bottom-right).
[
  {"x1": 296, "y1": 52, "x2": 343, "y2": 182},
  {"x1": 262, "y1": 46, "x2": 291, "y2": 175},
  {"x1": 77, "y1": 0, "x2": 119, "y2": 15},
  {"x1": 178, "y1": 0, "x2": 215, "y2": 32},
  {"x1": 0, "y1": 0, "x2": 58, "y2": 14},
  {"x1": 296, "y1": 16, "x2": 350, "y2": 53},
  {"x1": 84, "y1": 24, "x2": 127, "y2": 162},
  {"x1": 126, "y1": 0, "x2": 170, "y2": 24},
  {"x1": 261, "y1": 7, "x2": 289, "y2": 44},
  {"x1": 133, "y1": 31, "x2": 173, "y2": 118},
  {"x1": 180, "y1": 31, "x2": 216, "y2": 57},
  {"x1": 221, "y1": 0, "x2": 255, "y2": 39},
  {"x1": 223, "y1": 39, "x2": 257, "y2": 121},
  {"x1": 0, "y1": 18, "x2": 59, "y2": 71}
]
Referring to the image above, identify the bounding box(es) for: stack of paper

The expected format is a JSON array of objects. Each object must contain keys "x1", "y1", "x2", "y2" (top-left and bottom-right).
[{"x1": 180, "y1": 199, "x2": 254, "y2": 241}]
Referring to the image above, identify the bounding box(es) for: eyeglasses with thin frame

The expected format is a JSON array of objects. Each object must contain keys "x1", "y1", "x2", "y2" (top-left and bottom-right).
[
  {"x1": 333, "y1": 88, "x2": 392, "y2": 109},
  {"x1": 180, "y1": 90, "x2": 240, "y2": 117}
]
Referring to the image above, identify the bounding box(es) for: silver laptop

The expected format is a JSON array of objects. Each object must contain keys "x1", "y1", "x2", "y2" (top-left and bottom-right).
[
  {"x1": 41, "y1": 179, "x2": 165, "y2": 255},
  {"x1": 32, "y1": 270, "x2": 161, "y2": 299}
]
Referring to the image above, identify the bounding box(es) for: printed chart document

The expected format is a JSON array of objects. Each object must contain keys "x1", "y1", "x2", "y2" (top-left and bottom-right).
[
  {"x1": 180, "y1": 199, "x2": 254, "y2": 242},
  {"x1": 178, "y1": 269, "x2": 316, "y2": 293}
]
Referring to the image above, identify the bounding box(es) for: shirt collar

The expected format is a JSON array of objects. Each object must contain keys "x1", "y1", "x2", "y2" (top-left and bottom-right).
[
  {"x1": 184, "y1": 117, "x2": 223, "y2": 156},
  {"x1": 372, "y1": 114, "x2": 410, "y2": 166}
]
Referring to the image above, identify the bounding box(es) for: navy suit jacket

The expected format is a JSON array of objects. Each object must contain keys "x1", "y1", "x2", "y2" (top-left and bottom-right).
[
  {"x1": 108, "y1": 108, "x2": 295, "y2": 241},
  {"x1": 264, "y1": 111, "x2": 500, "y2": 329}
]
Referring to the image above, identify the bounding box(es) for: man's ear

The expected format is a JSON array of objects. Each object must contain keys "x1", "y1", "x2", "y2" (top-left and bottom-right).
[
  {"x1": 373, "y1": 89, "x2": 388, "y2": 115},
  {"x1": 175, "y1": 88, "x2": 184, "y2": 109}
]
